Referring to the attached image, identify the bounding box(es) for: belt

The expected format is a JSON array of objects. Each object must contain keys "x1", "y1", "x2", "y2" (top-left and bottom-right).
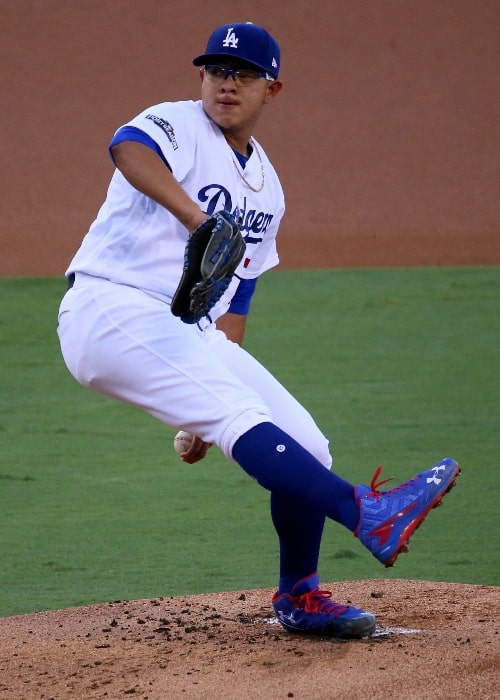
[{"x1": 67, "y1": 272, "x2": 75, "y2": 289}]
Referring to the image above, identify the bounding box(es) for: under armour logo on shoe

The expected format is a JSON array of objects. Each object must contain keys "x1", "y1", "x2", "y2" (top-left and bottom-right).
[
  {"x1": 278, "y1": 609, "x2": 300, "y2": 624},
  {"x1": 222, "y1": 28, "x2": 238, "y2": 48},
  {"x1": 426, "y1": 465, "x2": 446, "y2": 485}
]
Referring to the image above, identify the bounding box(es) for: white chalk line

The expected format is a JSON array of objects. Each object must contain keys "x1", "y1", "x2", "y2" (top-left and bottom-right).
[{"x1": 264, "y1": 617, "x2": 423, "y2": 637}]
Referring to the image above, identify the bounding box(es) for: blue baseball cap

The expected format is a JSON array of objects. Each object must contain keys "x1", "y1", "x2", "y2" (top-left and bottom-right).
[{"x1": 193, "y1": 22, "x2": 280, "y2": 79}]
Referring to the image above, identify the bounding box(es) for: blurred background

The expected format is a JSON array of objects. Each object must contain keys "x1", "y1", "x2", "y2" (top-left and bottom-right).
[{"x1": 2, "y1": 0, "x2": 499, "y2": 274}]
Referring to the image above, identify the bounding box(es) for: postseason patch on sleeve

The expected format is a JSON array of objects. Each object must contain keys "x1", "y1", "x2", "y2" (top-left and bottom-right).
[{"x1": 145, "y1": 114, "x2": 179, "y2": 151}]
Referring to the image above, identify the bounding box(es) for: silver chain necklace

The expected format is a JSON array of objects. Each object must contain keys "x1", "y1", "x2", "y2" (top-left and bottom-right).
[{"x1": 230, "y1": 138, "x2": 265, "y2": 193}]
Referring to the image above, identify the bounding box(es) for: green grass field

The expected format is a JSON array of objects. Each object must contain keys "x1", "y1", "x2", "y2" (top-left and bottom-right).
[{"x1": 0, "y1": 268, "x2": 498, "y2": 617}]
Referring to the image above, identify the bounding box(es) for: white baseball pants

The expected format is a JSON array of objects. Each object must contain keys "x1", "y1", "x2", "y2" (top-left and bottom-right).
[{"x1": 57, "y1": 274, "x2": 332, "y2": 466}]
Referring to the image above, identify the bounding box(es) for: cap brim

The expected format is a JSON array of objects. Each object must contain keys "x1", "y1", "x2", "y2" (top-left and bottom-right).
[{"x1": 192, "y1": 53, "x2": 272, "y2": 76}]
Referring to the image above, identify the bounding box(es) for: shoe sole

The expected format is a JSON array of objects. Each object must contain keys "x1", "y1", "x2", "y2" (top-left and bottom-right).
[{"x1": 383, "y1": 464, "x2": 461, "y2": 567}]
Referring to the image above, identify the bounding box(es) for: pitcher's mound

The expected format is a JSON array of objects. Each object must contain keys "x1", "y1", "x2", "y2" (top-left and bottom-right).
[{"x1": 0, "y1": 579, "x2": 498, "y2": 699}]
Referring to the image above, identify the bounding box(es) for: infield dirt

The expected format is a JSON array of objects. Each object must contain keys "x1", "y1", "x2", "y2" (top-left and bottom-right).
[{"x1": 1, "y1": 580, "x2": 498, "y2": 699}]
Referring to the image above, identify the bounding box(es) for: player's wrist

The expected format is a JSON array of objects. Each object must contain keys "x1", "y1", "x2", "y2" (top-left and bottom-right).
[
  {"x1": 171, "y1": 203, "x2": 207, "y2": 234},
  {"x1": 184, "y1": 210, "x2": 209, "y2": 234}
]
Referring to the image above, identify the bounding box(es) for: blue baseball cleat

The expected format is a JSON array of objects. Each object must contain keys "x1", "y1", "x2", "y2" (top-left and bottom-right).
[
  {"x1": 272, "y1": 573, "x2": 376, "y2": 639},
  {"x1": 354, "y1": 457, "x2": 460, "y2": 567}
]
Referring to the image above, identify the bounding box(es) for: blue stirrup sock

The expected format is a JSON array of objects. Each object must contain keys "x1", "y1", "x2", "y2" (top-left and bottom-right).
[
  {"x1": 232, "y1": 422, "x2": 359, "y2": 531},
  {"x1": 271, "y1": 492, "x2": 326, "y2": 594}
]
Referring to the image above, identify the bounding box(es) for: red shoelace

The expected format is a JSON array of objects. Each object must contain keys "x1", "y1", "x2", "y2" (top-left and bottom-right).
[
  {"x1": 293, "y1": 589, "x2": 349, "y2": 617},
  {"x1": 369, "y1": 465, "x2": 394, "y2": 494},
  {"x1": 368, "y1": 465, "x2": 423, "y2": 499}
]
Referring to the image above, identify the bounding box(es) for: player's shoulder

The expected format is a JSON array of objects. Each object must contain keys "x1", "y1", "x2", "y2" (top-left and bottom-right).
[
  {"x1": 135, "y1": 99, "x2": 205, "y2": 124},
  {"x1": 250, "y1": 137, "x2": 282, "y2": 184},
  {"x1": 128, "y1": 100, "x2": 209, "y2": 143}
]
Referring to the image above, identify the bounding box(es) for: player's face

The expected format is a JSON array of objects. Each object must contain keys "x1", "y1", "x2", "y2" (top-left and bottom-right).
[{"x1": 200, "y1": 61, "x2": 282, "y2": 150}]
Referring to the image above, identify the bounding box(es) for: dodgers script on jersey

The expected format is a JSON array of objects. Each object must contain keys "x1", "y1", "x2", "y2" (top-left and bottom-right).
[{"x1": 67, "y1": 100, "x2": 285, "y2": 322}]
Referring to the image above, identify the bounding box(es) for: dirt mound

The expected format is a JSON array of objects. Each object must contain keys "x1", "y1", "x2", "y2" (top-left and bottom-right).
[{"x1": 0, "y1": 580, "x2": 497, "y2": 699}]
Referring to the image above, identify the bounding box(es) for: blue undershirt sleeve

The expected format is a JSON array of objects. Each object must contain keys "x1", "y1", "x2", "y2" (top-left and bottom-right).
[
  {"x1": 108, "y1": 126, "x2": 171, "y2": 169},
  {"x1": 228, "y1": 277, "x2": 258, "y2": 315}
]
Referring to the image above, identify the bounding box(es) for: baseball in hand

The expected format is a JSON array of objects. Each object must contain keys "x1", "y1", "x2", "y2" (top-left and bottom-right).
[{"x1": 173, "y1": 430, "x2": 193, "y2": 455}]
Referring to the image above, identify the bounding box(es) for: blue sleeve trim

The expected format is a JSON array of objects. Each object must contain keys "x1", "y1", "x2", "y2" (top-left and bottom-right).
[
  {"x1": 108, "y1": 125, "x2": 170, "y2": 168},
  {"x1": 228, "y1": 277, "x2": 258, "y2": 315}
]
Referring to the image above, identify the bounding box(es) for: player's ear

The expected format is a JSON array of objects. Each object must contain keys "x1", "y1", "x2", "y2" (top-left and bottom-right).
[
  {"x1": 199, "y1": 67, "x2": 205, "y2": 82},
  {"x1": 264, "y1": 80, "x2": 283, "y2": 103}
]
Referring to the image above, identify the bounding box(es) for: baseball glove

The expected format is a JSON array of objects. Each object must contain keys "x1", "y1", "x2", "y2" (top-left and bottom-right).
[{"x1": 171, "y1": 211, "x2": 246, "y2": 324}]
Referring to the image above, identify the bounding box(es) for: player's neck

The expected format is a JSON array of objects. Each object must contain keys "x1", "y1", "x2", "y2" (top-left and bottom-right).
[{"x1": 223, "y1": 132, "x2": 252, "y2": 157}]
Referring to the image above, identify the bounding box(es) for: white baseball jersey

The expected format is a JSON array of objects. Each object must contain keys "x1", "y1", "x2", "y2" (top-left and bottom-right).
[{"x1": 67, "y1": 99, "x2": 284, "y2": 322}]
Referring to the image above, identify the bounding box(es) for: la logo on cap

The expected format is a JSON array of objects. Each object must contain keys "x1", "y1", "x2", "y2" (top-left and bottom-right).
[{"x1": 222, "y1": 27, "x2": 238, "y2": 48}]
